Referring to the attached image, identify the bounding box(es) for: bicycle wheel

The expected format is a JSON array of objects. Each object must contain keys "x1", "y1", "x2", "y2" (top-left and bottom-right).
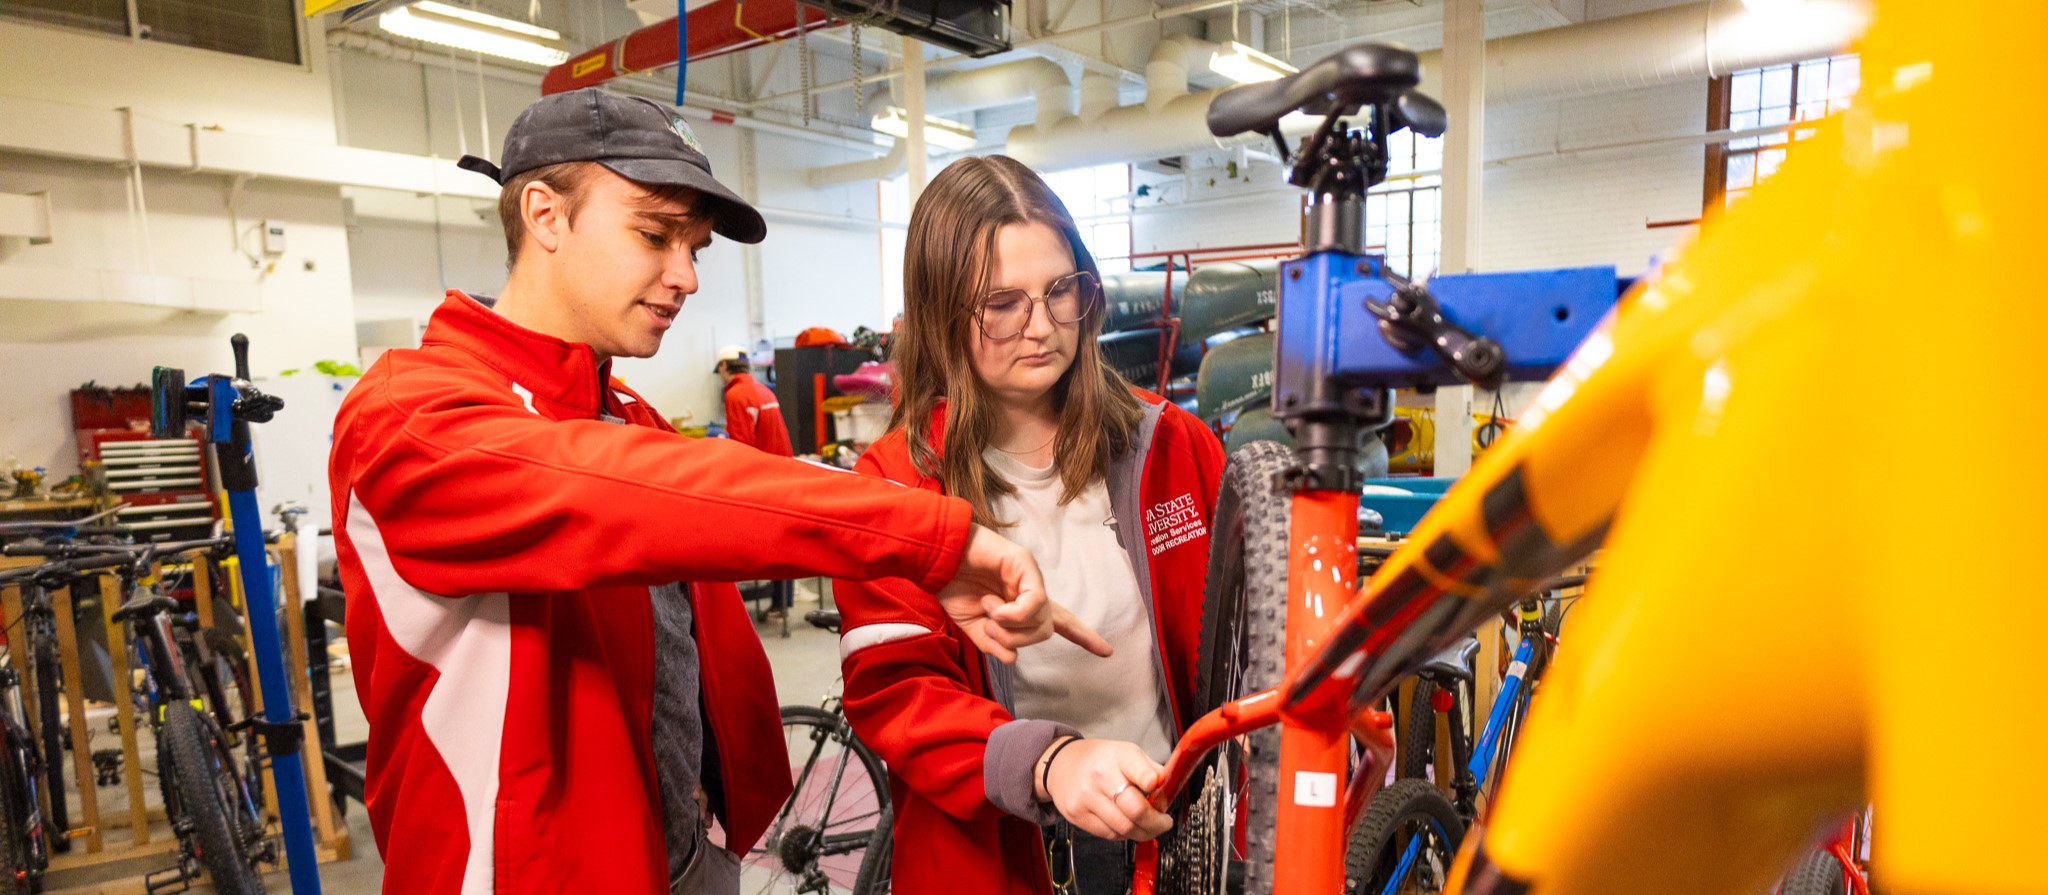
[
  {"x1": 30, "y1": 638, "x2": 69, "y2": 854},
  {"x1": 1159, "y1": 439, "x2": 1292, "y2": 895},
  {"x1": 161, "y1": 701, "x2": 267, "y2": 895},
  {"x1": 0, "y1": 741, "x2": 37, "y2": 894},
  {"x1": 1778, "y1": 847, "x2": 1849, "y2": 895},
  {"x1": 749, "y1": 705, "x2": 891, "y2": 895},
  {"x1": 1397, "y1": 679, "x2": 1437, "y2": 781},
  {"x1": 1343, "y1": 778, "x2": 1465, "y2": 895}
]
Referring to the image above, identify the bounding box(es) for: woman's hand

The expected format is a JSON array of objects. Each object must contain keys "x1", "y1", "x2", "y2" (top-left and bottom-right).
[{"x1": 1034, "y1": 738, "x2": 1173, "y2": 841}]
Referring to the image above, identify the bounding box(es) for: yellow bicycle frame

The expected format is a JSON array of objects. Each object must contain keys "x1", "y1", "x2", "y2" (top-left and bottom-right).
[{"x1": 1289, "y1": 3, "x2": 2045, "y2": 892}]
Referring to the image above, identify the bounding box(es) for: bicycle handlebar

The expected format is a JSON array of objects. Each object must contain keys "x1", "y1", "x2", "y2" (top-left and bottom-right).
[
  {"x1": 2, "y1": 536, "x2": 233, "y2": 562},
  {"x1": 0, "y1": 551, "x2": 138, "y2": 585}
]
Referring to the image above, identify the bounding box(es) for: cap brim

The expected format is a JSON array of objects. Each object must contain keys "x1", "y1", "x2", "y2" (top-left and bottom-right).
[{"x1": 600, "y1": 158, "x2": 767, "y2": 245}]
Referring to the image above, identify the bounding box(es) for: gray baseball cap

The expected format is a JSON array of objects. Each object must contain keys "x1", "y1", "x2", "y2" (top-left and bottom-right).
[{"x1": 458, "y1": 88, "x2": 766, "y2": 245}]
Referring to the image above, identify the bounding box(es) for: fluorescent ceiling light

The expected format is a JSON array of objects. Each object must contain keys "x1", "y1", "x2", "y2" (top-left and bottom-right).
[
  {"x1": 870, "y1": 106, "x2": 979, "y2": 151},
  {"x1": 1210, "y1": 41, "x2": 1296, "y2": 84},
  {"x1": 380, "y1": 2, "x2": 570, "y2": 67},
  {"x1": 1739, "y1": 0, "x2": 1805, "y2": 11}
]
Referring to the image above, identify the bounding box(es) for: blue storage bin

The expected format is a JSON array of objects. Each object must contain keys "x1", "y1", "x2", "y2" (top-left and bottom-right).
[{"x1": 1361, "y1": 477, "x2": 1457, "y2": 535}]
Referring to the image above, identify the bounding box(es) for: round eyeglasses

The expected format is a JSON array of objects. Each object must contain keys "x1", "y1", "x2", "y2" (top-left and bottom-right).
[{"x1": 973, "y1": 271, "x2": 1101, "y2": 341}]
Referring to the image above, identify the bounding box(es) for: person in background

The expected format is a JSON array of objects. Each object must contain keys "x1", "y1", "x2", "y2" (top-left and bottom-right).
[
  {"x1": 330, "y1": 91, "x2": 1108, "y2": 895},
  {"x1": 714, "y1": 344, "x2": 797, "y2": 619},
  {"x1": 833, "y1": 155, "x2": 1227, "y2": 895},
  {"x1": 714, "y1": 345, "x2": 793, "y2": 458}
]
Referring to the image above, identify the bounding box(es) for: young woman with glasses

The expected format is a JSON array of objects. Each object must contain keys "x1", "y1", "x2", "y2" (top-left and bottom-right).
[{"x1": 834, "y1": 156, "x2": 1227, "y2": 895}]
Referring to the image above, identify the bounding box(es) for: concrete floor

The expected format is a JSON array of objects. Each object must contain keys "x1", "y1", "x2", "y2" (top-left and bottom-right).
[{"x1": 145, "y1": 579, "x2": 851, "y2": 894}]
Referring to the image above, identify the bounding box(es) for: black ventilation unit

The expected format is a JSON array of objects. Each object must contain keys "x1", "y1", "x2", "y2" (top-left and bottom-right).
[{"x1": 802, "y1": 0, "x2": 1010, "y2": 58}]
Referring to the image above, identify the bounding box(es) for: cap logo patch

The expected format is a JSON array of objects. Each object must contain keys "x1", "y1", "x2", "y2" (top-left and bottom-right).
[{"x1": 668, "y1": 114, "x2": 704, "y2": 155}]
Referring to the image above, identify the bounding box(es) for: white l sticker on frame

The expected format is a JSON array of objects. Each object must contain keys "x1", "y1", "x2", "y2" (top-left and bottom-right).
[{"x1": 1293, "y1": 771, "x2": 1338, "y2": 807}]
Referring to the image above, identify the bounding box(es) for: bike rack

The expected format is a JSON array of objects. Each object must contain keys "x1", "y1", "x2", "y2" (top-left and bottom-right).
[{"x1": 152, "y1": 335, "x2": 325, "y2": 895}]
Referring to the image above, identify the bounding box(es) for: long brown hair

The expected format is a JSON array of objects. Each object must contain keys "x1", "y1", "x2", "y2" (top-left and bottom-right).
[{"x1": 892, "y1": 155, "x2": 1143, "y2": 527}]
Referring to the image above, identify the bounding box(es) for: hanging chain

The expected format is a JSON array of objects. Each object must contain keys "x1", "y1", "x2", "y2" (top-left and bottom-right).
[
  {"x1": 851, "y1": 22, "x2": 866, "y2": 123},
  {"x1": 1282, "y1": 0, "x2": 1292, "y2": 64},
  {"x1": 797, "y1": 15, "x2": 815, "y2": 125}
]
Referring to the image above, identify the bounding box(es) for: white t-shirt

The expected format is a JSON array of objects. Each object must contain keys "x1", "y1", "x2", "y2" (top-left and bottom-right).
[{"x1": 983, "y1": 448, "x2": 1177, "y2": 764}]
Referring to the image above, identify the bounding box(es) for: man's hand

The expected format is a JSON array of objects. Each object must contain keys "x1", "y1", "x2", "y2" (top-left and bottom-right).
[
  {"x1": 936, "y1": 524, "x2": 1113, "y2": 663},
  {"x1": 1035, "y1": 738, "x2": 1173, "y2": 842}
]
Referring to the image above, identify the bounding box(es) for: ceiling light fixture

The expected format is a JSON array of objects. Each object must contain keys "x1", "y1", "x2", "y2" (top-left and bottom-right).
[
  {"x1": 870, "y1": 106, "x2": 979, "y2": 152},
  {"x1": 379, "y1": 1, "x2": 570, "y2": 67},
  {"x1": 1209, "y1": 41, "x2": 1296, "y2": 85}
]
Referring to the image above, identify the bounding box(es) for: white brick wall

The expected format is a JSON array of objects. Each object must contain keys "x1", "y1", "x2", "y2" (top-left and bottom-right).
[
  {"x1": 1128, "y1": 80, "x2": 1710, "y2": 276},
  {"x1": 1480, "y1": 80, "x2": 1707, "y2": 276}
]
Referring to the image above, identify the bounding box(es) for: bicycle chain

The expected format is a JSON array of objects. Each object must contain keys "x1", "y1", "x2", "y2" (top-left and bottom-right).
[{"x1": 1156, "y1": 758, "x2": 1225, "y2": 894}]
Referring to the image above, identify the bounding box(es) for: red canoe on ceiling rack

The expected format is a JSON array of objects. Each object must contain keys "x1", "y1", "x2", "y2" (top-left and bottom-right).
[{"x1": 541, "y1": 0, "x2": 837, "y2": 95}]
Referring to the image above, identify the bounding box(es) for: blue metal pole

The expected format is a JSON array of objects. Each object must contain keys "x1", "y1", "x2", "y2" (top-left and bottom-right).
[{"x1": 225, "y1": 486, "x2": 322, "y2": 893}]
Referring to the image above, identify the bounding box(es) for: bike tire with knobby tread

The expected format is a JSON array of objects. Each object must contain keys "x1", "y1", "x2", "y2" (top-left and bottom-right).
[
  {"x1": 1344, "y1": 778, "x2": 1466, "y2": 895},
  {"x1": 1779, "y1": 847, "x2": 1849, "y2": 895},
  {"x1": 1398, "y1": 679, "x2": 1437, "y2": 781},
  {"x1": 30, "y1": 643, "x2": 67, "y2": 854},
  {"x1": 162, "y1": 701, "x2": 266, "y2": 895},
  {"x1": 0, "y1": 741, "x2": 37, "y2": 894},
  {"x1": 1184, "y1": 440, "x2": 1293, "y2": 894}
]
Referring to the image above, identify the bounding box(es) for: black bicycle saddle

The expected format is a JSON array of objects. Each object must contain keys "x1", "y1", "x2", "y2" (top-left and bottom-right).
[
  {"x1": 1208, "y1": 43, "x2": 1426, "y2": 138},
  {"x1": 1415, "y1": 634, "x2": 1481, "y2": 681},
  {"x1": 110, "y1": 593, "x2": 180, "y2": 623}
]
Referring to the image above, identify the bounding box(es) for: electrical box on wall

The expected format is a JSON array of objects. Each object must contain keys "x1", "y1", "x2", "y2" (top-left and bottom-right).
[{"x1": 260, "y1": 221, "x2": 287, "y2": 256}]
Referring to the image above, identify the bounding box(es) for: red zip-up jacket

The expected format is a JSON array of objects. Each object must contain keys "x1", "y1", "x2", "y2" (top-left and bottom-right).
[
  {"x1": 330, "y1": 292, "x2": 975, "y2": 895},
  {"x1": 834, "y1": 391, "x2": 1225, "y2": 895},
  {"x1": 722, "y1": 372, "x2": 793, "y2": 457}
]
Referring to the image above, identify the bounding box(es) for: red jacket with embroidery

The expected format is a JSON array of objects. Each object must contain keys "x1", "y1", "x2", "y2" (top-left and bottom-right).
[
  {"x1": 330, "y1": 292, "x2": 975, "y2": 895},
  {"x1": 833, "y1": 390, "x2": 1225, "y2": 895},
  {"x1": 722, "y1": 372, "x2": 793, "y2": 457}
]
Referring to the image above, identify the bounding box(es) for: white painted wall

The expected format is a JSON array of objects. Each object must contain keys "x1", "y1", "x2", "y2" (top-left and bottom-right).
[{"x1": 0, "y1": 19, "x2": 360, "y2": 480}]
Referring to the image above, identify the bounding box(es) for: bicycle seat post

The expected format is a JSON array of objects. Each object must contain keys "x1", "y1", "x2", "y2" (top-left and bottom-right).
[{"x1": 1280, "y1": 107, "x2": 1400, "y2": 495}]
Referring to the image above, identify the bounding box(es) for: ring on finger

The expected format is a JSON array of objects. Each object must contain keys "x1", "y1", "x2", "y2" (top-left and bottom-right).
[{"x1": 1111, "y1": 783, "x2": 1130, "y2": 798}]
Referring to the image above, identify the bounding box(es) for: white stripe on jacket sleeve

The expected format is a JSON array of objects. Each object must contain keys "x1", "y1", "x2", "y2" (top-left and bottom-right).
[{"x1": 839, "y1": 623, "x2": 934, "y2": 662}]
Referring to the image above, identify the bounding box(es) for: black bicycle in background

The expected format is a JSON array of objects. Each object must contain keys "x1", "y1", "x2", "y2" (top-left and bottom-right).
[
  {"x1": 3, "y1": 538, "x2": 273, "y2": 895},
  {"x1": 0, "y1": 514, "x2": 136, "y2": 861},
  {"x1": 0, "y1": 552, "x2": 135, "y2": 894},
  {"x1": 751, "y1": 609, "x2": 893, "y2": 895}
]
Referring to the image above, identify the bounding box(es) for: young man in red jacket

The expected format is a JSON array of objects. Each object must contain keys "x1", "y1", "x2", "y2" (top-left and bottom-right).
[
  {"x1": 714, "y1": 347, "x2": 793, "y2": 457},
  {"x1": 329, "y1": 89, "x2": 1108, "y2": 895}
]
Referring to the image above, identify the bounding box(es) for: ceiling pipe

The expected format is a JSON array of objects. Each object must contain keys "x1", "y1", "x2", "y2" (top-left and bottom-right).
[
  {"x1": 1009, "y1": 0, "x2": 1871, "y2": 172},
  {"x1": 918, "y1": 57, "x2": 1073, "y2": 126},
  {"x1": 328, "y1": 29, "x2": 890, "y2": 157},
  {"x1": 807, "y1": 137, "x2": 908, "y2": 187},
  {"x1": 1008, "y1": 35, "x2": 1256, "y2": 170},
  {"x1": 752, "y1": 0, "x2": 1242, "y2": 106}
]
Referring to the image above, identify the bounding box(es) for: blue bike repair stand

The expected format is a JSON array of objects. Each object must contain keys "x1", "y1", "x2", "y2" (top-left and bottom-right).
[{"x1": 153, "y1": 335, "x2": 322, "y2": 894}]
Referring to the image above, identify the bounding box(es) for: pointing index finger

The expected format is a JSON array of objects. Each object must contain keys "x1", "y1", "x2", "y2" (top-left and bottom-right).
[{"x1": 1052, "y1": 602, "x2": 1113, "y2": 657}]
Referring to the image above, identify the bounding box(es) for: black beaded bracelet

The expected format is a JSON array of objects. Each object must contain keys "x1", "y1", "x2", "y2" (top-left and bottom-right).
[{"x1": 1040, "y1": 735, "x2": 1085, "y2": 802}]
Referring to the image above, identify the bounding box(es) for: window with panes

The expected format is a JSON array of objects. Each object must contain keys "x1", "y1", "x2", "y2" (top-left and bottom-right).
[
  {"x1": 1707, "y1": 55, "x2": 1859, "y2": 207},
  {"x1": 1366, "y1": 129, "x2": 1443, "y2": 279},
  {"x1": 1040, "y1": 163, "x2": 1134, "y2": 275}
]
